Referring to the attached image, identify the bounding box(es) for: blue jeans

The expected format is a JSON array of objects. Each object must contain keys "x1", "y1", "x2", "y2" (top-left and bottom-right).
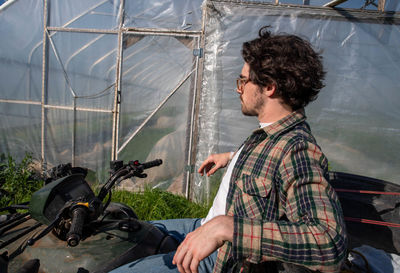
[{"x1": 109, "y1": 218, "x2": 217, "y2": 273}]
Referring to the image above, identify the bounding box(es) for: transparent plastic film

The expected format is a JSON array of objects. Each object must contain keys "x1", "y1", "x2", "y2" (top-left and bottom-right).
[{"x1": 192, "y1": 1, "x2": 400, "y2": 203}]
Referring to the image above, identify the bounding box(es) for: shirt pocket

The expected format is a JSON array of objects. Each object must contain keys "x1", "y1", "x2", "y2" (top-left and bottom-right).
[{"x1": 233, "y1": 174, "x2": 272, "y2": 219}]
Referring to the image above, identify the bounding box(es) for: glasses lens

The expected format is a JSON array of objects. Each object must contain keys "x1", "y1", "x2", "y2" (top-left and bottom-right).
[
  {"x1": 237, "y1": 78, "x2": 249, "y2": 90},
  {"x1": 237, "y1": 78, "x2": 244, "y2": 90}
]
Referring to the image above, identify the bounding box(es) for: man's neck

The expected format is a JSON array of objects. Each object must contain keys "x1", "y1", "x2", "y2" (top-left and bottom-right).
[{"x1": 257, "y1": 100, "x2": 293, "y2": 123}]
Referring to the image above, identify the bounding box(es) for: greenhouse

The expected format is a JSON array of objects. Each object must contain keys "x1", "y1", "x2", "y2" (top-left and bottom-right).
[{"x1": 0, "y1": 0, "x2": 399, "y2": 204}]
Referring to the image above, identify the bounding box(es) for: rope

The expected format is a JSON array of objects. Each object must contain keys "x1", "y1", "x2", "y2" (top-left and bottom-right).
[
  {"x1": 344, "y1": 216, "x2": 400, "y2": 228},
  {"x1": 335, "y1": 188, "x2": 400, "y2": 196}
]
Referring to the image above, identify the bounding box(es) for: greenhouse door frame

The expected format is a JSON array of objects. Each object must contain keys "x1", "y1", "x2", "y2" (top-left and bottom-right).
[
  {"x1": 114, "y1": 28, "x2": 205, "y2": 198},
  {"x1": 39, "y1": 0, "x2": 205, "y2": 198}
]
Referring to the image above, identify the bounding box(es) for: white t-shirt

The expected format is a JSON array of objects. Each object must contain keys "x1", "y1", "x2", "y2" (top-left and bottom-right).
[{"x1": 201, "y1": 122, "x2": 271, "y2": 225}]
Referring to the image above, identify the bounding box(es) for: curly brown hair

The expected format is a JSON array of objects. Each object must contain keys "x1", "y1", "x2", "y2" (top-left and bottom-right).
[{"x1": 242, "y1": 26, "x2": 325, "y2": 110}]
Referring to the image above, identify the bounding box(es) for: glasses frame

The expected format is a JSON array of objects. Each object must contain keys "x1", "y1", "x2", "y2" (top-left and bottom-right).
[{"x1": 236, "y1": 77, "x2": 250, "y2": 90}]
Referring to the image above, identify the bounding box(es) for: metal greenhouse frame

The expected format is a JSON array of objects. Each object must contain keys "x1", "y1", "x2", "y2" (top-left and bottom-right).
[{"x1": 0, "y1": 0, "x2": 399, "y2": 202}]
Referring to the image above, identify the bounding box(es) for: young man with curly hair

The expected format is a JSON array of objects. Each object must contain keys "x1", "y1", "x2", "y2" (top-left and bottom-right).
[
  {"x1": 173, "y1": 27, "x2": 347, "y2": 273},
  {"x1": 111, "y1": 26, "x2": 347, "y2": 273}
]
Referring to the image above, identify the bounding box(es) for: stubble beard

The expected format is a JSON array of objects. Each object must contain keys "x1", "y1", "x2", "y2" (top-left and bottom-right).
[
  {"x1": 240, "y1": 95, "x2": 264, "y2": 117},
  {"x1": 241, "y1": 104, "x2": 257, "y2": 116}
]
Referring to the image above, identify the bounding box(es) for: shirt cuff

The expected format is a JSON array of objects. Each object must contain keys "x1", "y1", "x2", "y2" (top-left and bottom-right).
[{"x1": 232, "y1": 216, "x2": 263, "y2": 264}]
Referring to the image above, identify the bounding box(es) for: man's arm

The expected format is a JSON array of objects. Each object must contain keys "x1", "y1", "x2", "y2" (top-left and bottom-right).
[
  {"x1": 172, "y1": 152, "x2": 234, "y2": 273},
  {"x1": 232, "y1": 140, "x2": 347, "y2": 272},
  {"x1": 172, "y1": 215, "x2": 234, "y2": 273}
]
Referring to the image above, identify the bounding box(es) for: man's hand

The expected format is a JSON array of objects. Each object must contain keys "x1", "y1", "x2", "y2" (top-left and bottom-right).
[
  {"x1": 172, "y1": 215, "x2": 233, "y2": 273},
  {"x1": 198, "y1": 153, "x2": 232, "y2": 177}
]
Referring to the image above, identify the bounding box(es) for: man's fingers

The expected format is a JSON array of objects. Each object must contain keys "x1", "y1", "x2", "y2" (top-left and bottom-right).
[
  {"x1": 206, "y1": 165, "x2": 219, "y2": 176},
  {"x1": 207, "y1": 161, "x2": 224, "y2": 176},
  {"x1": 190, "y1": 258, "x2": 200, "y2": 273},
  {"x1": 173, "y1": 243, "x2": 185, "y2": 266},
  {"x1": 182, "y1": 251, "x2": 193, "y2": 273},
  {"x1": 174, "y1": 247, "x2": 186, "y2": 273},
  {"x1": 198, "y1": 160, "x2": 213, "y2": 175}
]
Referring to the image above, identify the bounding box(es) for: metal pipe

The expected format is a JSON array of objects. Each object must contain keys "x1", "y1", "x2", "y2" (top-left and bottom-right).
[
  {"x1": 0, "y1": 0, "x2": 18, "y2": 11},
  {"x1": 0, "y1": 99, "x2": 41, "y2": 105},
  {"x1": 44, "y1": 104, "x2": 112, "y2": 113},
  {"x1": 41, "y1": 0, "x2": 49, "y2": 173},
  {"x1": 72, "y1": 97, "x2": 76, "y2": 166},
  {"x1": 185, "y1": 41, "x2": 200, "y2": 200},
  {"x1": 0, "y1": 213, "x2": 29, "y2": 229},
  {"x1": 0, "y1": 215, "x2": 31, "y2": 236},
  {"x1": 185, "y1": 4, "x2": 207, "y2": 200},
  {"x1": 117, "y1": 69, "x2": 195, "y2": 154},
  {"x1": 124, "y1": 27, "x2": 201, "y2": 37},
  {"x1": 323, "y1": 0, "x2": 348, "y2": 7},
  {"x1": 47, "y1": 26, "x2": 119, "y2": 34},
  {"x1": 46, "y1": 27, "x2": 201, "y2": 37},
  {"x1": 0, "y1": 99, "x2": 112, "y2": 113},
  {"x1": 46, "y1": 29, "x2": 77, "y2": 98},
  {"x1": 111, "y1": 0, "x2": 125, "y2": 161},
  {"x1": 0, "y1": 222, "x2": 42, "y2": 251}
]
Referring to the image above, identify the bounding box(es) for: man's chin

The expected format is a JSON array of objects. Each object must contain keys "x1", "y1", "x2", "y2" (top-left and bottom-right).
[{"x1": 241, "y1": 108, "x2": 256, "y2": 117}]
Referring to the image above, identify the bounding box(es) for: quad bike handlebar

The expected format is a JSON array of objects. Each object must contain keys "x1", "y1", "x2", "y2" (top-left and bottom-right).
[
  {"x1": 66, "y1": 205, "x2": 88, "y2": 247},
  {"x1": 97, "y1": 159, "x2": 163, "y2": 202},
  {"x1": 27, "y1": 159, "x2": 163, "y2": 248}
]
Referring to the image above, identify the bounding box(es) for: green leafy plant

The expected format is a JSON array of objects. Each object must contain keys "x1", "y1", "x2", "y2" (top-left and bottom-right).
[{"x1": 0, "y1": 153, "x2": 43, "y2": 208}]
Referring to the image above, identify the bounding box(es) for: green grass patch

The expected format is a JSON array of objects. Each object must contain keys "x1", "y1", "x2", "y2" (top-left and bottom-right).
[{"x1": 111, "y1": 188, "x2": 210, "y2": 220}]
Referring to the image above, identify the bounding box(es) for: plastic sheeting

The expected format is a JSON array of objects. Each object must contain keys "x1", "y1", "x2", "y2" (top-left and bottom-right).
[
  {"x1": 0, "y1": 0, "x2": 399, "y2": 203},
  {"x1": 0, "y1": 0, "x2": 203, "y2": 194},
  {"x1": 123, "y1": 0, "x2": 203, "y2": 30},
  {"x1": 192, "y1": 1, "x2": 400, "y2": 202}
]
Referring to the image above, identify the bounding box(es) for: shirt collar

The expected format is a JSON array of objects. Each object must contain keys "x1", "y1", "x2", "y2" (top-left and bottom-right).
[
  {"x1": 252, "y1": 108, "x2": 306, "y2": 137},
  {"x1": 259, "y1": 122, "x2": 272, "y2": 128}
]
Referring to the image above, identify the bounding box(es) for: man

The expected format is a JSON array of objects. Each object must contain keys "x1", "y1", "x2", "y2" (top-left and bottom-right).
[
  {"x1": 111, "y1": 27, "x2": 347, "y2": 273},
  {"x1": 172, "y1": 27, "x2": 347, "y2": 273}
]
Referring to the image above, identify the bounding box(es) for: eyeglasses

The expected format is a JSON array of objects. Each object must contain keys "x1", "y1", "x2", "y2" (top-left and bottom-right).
[{"x1": 236, "y1": 77, "x2": 250, "y2": 90}]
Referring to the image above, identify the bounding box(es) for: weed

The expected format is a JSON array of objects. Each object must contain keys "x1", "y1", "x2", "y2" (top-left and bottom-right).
[{"x1": 0, "y1": 153, "x2": 43, "y2": 208}]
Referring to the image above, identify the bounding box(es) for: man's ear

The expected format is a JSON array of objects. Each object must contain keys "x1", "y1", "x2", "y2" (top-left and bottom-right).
[{"x1": 263, "y1": 83, "x2": 276, "y2": 97}]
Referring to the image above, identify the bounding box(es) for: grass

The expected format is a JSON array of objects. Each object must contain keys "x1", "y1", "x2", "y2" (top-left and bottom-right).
[{"x1": 111, "y1": 188, "x2": 210, "y2": 220}]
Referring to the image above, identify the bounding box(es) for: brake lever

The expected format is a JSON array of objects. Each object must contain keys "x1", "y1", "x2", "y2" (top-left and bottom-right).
[{"x1": 27, "y1": 207, "x2": 67, "y2": 246}]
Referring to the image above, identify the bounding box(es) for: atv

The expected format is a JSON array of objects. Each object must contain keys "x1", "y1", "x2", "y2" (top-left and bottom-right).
[
  {"x1": 0, "y1": 159, "x2": 179, "y2": 273},
  {"x1": 0, "y1": 159, "x2": 399, "y2": 273}
]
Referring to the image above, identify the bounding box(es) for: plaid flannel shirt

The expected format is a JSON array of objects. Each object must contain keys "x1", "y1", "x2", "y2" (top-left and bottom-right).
[{"x1": 213, "y1": 109, "x2": 347, "y2": 273}]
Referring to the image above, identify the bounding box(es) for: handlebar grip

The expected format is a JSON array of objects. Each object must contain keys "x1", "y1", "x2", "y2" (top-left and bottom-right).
[
  {"x1": 67, "y1": 206, "x2": 87, "y2": 247},
  {"x1": 141, "y1": 159, "x2": 162, "y2": 170}
]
